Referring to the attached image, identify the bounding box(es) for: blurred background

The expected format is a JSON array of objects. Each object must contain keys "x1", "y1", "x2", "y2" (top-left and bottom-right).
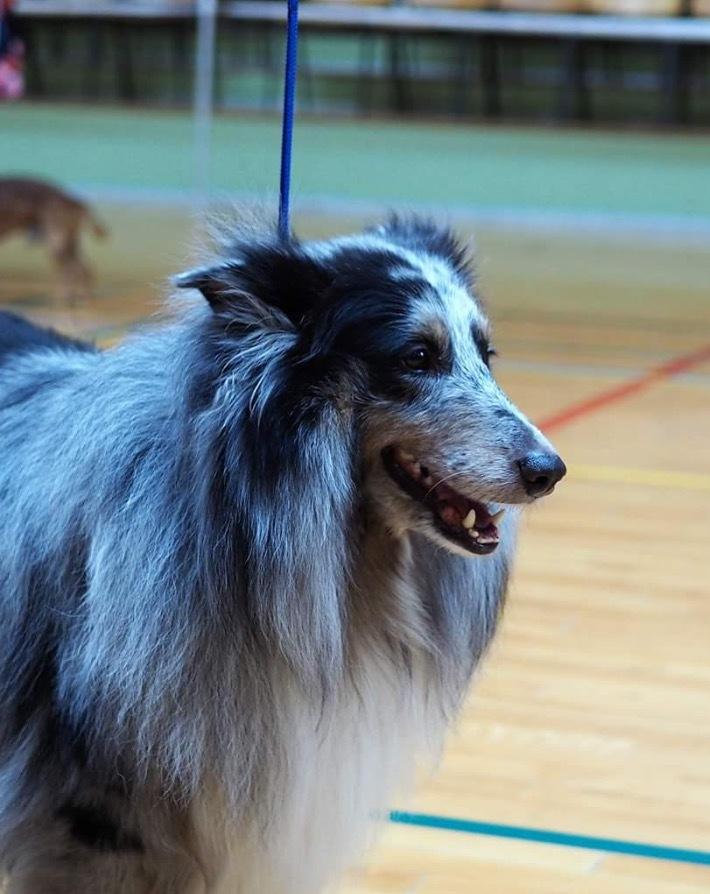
[{"x1": 1, "y1": 1, "x2": 709, "y2": 892}]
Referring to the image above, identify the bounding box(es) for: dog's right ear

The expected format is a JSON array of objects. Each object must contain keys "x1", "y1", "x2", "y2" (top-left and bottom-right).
[
  {"x1": 174, "y1": 261, "x2": 245, "y2": 312},
  {"x1": 175, "y1": 241, "x2": 332, "y2": 329}
]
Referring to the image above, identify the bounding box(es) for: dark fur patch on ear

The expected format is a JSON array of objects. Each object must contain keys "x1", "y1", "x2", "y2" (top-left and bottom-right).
[
  {"x1": 376, "y1": 214, "x2": 471, "y2": 282},
  {"x1": 175, "y1": 240, "x2": 332, "y2": 327},
  {"x1": 174, "y1": 262, "x2": 244, "y2": 311}
]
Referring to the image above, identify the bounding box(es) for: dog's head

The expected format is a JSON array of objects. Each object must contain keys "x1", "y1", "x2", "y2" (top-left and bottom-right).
[{"x1": 178, "y1": 217, "x2": 565, "y2": 559}]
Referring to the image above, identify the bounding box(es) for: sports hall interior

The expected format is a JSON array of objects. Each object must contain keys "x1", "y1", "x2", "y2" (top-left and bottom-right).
[{"x1": 1, "y1": 2, "x2": 709, "y2": 891}]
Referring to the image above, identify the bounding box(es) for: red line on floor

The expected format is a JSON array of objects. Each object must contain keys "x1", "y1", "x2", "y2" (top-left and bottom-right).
[{"x1": 539, "y1": 342, "x2": 710, "y2": 434}]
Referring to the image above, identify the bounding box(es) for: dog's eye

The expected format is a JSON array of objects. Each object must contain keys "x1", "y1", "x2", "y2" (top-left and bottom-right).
[{"x1": 403, "y1": 345, "x2": 434, "y2": 372}]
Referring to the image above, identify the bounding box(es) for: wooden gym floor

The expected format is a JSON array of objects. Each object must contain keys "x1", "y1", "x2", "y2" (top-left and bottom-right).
[{"x1": 1, "y1": 205, "x2": 709, "y2": 893}]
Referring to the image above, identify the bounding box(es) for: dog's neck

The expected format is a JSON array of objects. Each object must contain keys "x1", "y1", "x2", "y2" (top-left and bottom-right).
[{"x1": 349, "y1": 509, "x2": 431, "y2": 655}]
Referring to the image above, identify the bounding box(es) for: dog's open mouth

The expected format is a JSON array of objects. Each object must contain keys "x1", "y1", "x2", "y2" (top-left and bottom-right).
[{"x1": 382, "y1": 446, "x2": 505, "y2": 555}]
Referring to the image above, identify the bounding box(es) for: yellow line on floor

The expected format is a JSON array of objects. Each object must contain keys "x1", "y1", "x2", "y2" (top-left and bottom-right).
[{"x1": 570, "y1": 464, "x2": 710, "y2": 492}]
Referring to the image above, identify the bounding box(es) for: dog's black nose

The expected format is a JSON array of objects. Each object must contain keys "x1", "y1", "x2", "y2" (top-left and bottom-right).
[{"x1": 518, "y1": 452, "x2": 567, "y2": 498}]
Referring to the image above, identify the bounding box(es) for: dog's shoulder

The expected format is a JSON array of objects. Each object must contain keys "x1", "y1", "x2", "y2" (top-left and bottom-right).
[{"x1": 0, "y1": 311, "x2": 97, "y2": 363}]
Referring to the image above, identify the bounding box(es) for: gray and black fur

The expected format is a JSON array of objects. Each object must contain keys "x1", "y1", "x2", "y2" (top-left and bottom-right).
[{"x1": 0, "y1": 217, "x2": 565, "y2": 893}]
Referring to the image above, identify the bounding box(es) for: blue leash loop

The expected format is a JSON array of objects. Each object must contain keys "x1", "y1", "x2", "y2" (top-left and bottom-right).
[{"x1": 278, "y1": 0, "x2": 300, "y2": 239}]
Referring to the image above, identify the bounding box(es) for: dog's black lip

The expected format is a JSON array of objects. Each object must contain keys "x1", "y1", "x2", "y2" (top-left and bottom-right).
[{"x1": 381, "y1": 446, "x2": 498, "y2": 556}]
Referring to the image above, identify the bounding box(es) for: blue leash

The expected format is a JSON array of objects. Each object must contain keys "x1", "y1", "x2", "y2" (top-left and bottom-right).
[{"x1": 278, "y1": 0, "x2": 300, "y2": 239}]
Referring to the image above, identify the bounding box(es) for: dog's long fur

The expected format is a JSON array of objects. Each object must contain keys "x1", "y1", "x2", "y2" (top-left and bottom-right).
[{"x1": 0, "y1": 217, "x2": 562, "y2": 893}]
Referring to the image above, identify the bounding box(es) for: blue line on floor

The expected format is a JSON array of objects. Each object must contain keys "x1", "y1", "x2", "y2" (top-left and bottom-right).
[{"x1": 389, "y1": 812, "x2": 710, "y2": 867}]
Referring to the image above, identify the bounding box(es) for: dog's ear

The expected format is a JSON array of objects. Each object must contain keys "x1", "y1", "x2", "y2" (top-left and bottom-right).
[
  {"x1": 175, "y1": 241, "x2": 331, "y2": 328},
  {"x1": 375, "y1": 214, "x2": 470, "y2": 281},
  {"x1": 174, "y1": 262, "x2": 242, "y2": 310}
]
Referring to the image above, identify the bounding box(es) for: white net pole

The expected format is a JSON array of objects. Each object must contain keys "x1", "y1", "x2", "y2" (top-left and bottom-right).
[{"x1": 193, "y1": 0, "x2": 218, "y2": 207}]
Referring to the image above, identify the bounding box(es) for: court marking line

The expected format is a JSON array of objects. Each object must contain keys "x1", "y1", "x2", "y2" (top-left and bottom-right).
[
  {"x1": 500, "y1": 357, "x2": 710, "y2": 388},
  {"x1": 538, "y1": 342, "x2": 710, "y2": 433},
  {"x1": 389, "y1": 812, "x2": 710, "y2": 867},
  {"x1": 570, "y1": 464, "x2": 710, "y2": 492}
]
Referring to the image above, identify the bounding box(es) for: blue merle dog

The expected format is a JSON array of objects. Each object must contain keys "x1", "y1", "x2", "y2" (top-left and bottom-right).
[{"x1": 0, "y1": 217, "x2": 565, "y2": 893}]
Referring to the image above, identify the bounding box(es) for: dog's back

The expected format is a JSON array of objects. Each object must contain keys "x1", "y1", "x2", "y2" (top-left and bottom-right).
[{"x1": 0, "y1": 311, "x2": 95, "y2": 364}]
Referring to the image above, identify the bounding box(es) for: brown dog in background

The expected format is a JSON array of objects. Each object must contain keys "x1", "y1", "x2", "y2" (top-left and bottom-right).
[{"x1": 0, "y1": 176, "x2": 107, "y2": 304}]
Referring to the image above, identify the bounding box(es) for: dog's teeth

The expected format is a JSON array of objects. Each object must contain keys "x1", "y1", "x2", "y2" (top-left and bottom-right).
[
  {"x1": 462, "y1": 509, "x2": 477, "y2": 529},
  {"x1": 490, "y1": 509, "x2": 506, "y2": 526},
  {"x1": 398, "y1": 449, "x2": 415, "y2": 463},
  {"x1": 410, "y1": 461, "x2": 421, "y2": 478},
  {"x1": 468, "y1": 528, "x2": 479, "y2": 539}
]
